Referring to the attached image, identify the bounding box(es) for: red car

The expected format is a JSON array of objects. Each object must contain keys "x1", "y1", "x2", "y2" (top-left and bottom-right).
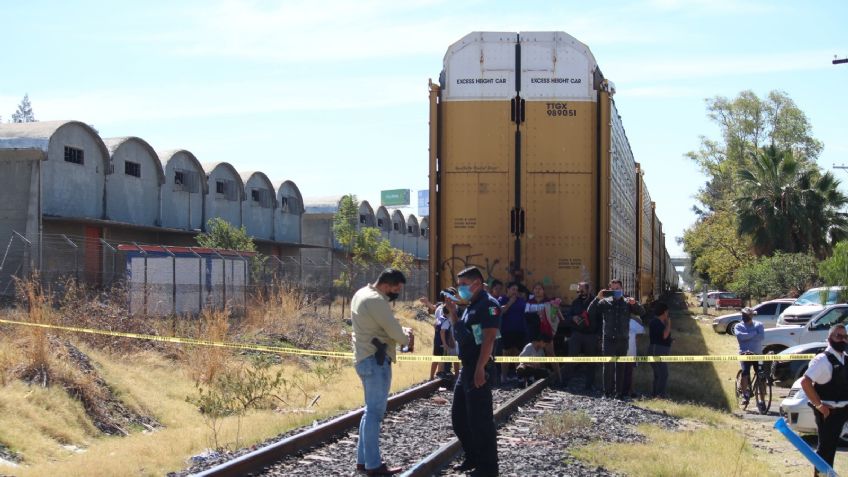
[{"x1": 715, "y1": 292, "x2": 742, "y2": 309}]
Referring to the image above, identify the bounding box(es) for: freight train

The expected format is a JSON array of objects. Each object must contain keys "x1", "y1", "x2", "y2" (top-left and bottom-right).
[{"x1": 427, "y1": 31, "x2": 679, "y2": 303}]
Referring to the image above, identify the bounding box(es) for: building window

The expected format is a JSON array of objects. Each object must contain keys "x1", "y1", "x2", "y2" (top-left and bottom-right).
[
  {"x1": 421, "y1": 229, "x2": 428, "y2": 238},
  {"x1": 251, "y1": 189, "x2": 260, "y2": 202},
  {"x1": 359, "y1": 214, "x2": 367, "y2": 224},
  {"x1": 393, "y1": 222, "x2": 400, "y2": 231},
  {"x1": 407, "y1": 225, "x2": 414, "y2": 234},
  {"x1": 216, "y1": 180, "x2": 225, "y2": 194},
  {"x1": 64, "y1": 146, "x2": 84, "y2": 165},
  {"x1": 124, "y1": 161, "x2": 141, "y2": 177},
  {"x1": 377, "y1": 218, "x2": 384, "y2": 228},
  {"x1": 174, "y1": 170, "x2": 184, "y2": 186},
  {"x1": 280, "y1": 197, "x2": 289, "y2": 211}
]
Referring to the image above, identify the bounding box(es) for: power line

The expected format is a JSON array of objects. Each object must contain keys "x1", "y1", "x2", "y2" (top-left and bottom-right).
[{"x1": 835, "y1": 57, "x2": 848, "y2": 65}]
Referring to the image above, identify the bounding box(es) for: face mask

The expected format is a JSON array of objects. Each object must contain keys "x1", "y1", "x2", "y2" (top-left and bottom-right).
[
  {"x1": 387, "y1": 292, "x2": 399, "y2": 302},
  {"x1": 458, "y1": 285, "x2": 473, "y2": 301},
  {"x1": 612, "y1": 290, "x2": 623, "y2": 299},
  {"x1": 830, "y1": 340, "x2": 847, "y2": 353},
  {"x1": 743, "y1": 315, "x2": 752, "y2": 322}
]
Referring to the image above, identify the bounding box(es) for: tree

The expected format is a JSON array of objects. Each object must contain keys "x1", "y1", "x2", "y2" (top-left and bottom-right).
[
  {"x1": 730, "y1": 252, "x2": 819, "y2": 300},
  {"x1": 332, "y1": 194, "x2": 412, "y2": 294},
  {"x1": 819, "y1": 241, "x2": 848, "y2": 286},
  {"x1": 687, "y1": 90, "x2": 822, "y2": 213},
  {"x1": 736, "y1": 146, "x2": 848, "y2": 257},
  {"x1": 197, "y1": 218, "x2": 258, "y2": 252},
  {"x1": 682, "y1": 210, "x2": 754, "y2": 289},
  {"x1": 11, "y1": 94, "x2": 36, "y2": 123}
]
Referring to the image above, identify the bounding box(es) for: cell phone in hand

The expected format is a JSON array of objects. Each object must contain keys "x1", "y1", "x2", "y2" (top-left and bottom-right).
[{"x1": 602, "y1": 290, "x2": 614, "y2": 298}]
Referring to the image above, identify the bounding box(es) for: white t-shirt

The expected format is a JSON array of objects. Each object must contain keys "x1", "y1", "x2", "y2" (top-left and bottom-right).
[
  {"x1": 519, "y1": 342, "x2": 546, "y2": 358},
  {"x1": 804, "y1": 347, "x2": 848, "y2": 407},
  {"x1": 628, "y1": 318, "x2": 645, "y2": 357},
  {"x1": 439, "y1": 314, "x2": 457, "y2": 355}
]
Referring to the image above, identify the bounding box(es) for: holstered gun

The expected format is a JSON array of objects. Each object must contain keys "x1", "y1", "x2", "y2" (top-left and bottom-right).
[{"x1": 371, "y1": 337, "x2": 388, "y2": 365}]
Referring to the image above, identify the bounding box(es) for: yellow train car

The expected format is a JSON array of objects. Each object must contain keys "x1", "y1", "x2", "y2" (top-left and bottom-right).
[{"x1": 428, "y1": 31, "x2": 669, "y2": 302}]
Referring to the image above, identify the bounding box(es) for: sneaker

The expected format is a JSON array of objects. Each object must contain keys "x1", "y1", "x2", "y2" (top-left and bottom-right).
[
  {"x1": 757, "y1": 402, "x2": 767, "y2": 414},
  {"x1": 453, "y1": 460, "x2": 476, "y2": 472}
]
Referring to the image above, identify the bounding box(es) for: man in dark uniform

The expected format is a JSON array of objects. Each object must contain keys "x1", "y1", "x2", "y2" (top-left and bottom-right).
[
  {"x1": 445, "y1": 266, "x2": 501, "y2": 477},
  {"x1": 565, "y1": 281, "x2": 599, "y2": 390},
  {"x1": 800, "y1": 324, "x2": 848, "y2": 475},
  {"x1": 587, "y1": 278, "x2": 645, "y2": 398}
]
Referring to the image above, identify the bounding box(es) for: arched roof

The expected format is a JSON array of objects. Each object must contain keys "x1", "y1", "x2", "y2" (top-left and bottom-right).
[
  {"x1": 274, "y1": 180, "x2": 304, "y2": 204},
  {"x1": 240, "y1": 171, "x2": 275, "y2": 193},
  {"x1": 406, "y1": 214, "x2": 419, "y2": 230},
  {"x1": 202, "y1": 162, "x2": 245, "y2": 200},
  {"x1": 159, "y1": 149, "x2": 208, "y2": 194},
  {"x1": 103, "y1": 136, "x2": 165, "y2": 184},
  {"x1": 358, "y1": 200, "x2": 375, "y2": 217},
  {"x1": 419, "y1": 217, "x2": 429, "y2": 230},
  {"x1": 0, "y1": 120, "x2": 110, "y2": 171},
  {"x1": 391, "y1": 209, "x2": 406, "y2": 233},
  {"x1": 375, "y1": 206, "x2": 391, "y2": 231}
]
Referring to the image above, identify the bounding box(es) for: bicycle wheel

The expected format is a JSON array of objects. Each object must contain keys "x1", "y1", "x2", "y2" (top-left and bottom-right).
[
  {"x1": 753, "y1": 372, "x2": 772, "y2": 415},
  {"x1": 734, "y1": 370, "x2": 749, "y2": 410}
]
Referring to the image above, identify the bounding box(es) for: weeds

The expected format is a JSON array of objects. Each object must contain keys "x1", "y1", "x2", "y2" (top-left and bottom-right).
[
  {"x1": 186, "y1": 308, "x2": 232, "y2": 385},
  {"x1": 15, "y1": 276, "x2": 54, "y2": 386},
  {"x1": 535, "y1": 410, "x2": 592, "y2": 437}
]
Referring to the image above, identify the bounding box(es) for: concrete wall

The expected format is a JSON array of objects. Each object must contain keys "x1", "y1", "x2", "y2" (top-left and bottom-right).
[
  {"x1": 375, "y1": 206, "x2": 391, "y2": 241},
  {"x1": 161, "y1": 151, "x2": 205, "y2": 230},
  {"x1": 405, "y1": 215, "x2": 419, "y2": 257},
  {"x1": 241, "y1": 172, "x2": 275, "y2": 240},
  {"x1": 105, "y1": 138, "x2": 163, "y2": 227},
  {"x1": 418, "y1": 217, "x2": 429, "y2": 260},
  {"x1": 276, "y1": 181, "x2": 303, "y2": 244},
  {"x1": 389, "y1": 210, "x2": 406, "y2": 250},
  {"x1": 44, "y1": 123, "x2": 107, "y2": 219},
  {"x1": 204, "y1": 163, "x2": 243, "y2": 229},
  {"x1": 0, "y1": 150, "x2": 42, "y2": 292},
  {"x1": 358, "y1": 201, "x2": 376, "y2": 228}
]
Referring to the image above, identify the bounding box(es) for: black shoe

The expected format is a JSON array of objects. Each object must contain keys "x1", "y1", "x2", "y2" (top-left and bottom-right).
[
  {"x1": 469, "y1": 468, "x2": 498, "y2": 477},
  {"x1": 453, "y1": 460, "x2": 476, "y2": 472}
]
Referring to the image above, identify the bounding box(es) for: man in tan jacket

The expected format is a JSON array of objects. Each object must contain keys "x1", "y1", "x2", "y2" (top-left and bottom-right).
[{"x1": 352, "y1": 269, "x2": 413, "y2": 476}]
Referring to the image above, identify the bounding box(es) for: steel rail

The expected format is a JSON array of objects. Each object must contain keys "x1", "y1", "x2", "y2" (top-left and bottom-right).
[
  {"x1": 401, "y1": 377, "x2": 549, "y2": 477},
  {"x1": 193, "y1": 378, "x2": 446, "y2": 477}
]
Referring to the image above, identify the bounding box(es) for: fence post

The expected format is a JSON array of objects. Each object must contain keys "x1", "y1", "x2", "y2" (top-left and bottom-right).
[
  {"x1": 212, "y1": 250, "x2": 226, "y2": 310},
  {"x1": 61, "y1": 234, "x2": 79, "y2": 282},
  {"x1": 99, "y1": 239, "x2": 116, "y2": 286},
  {"x1": 163, "y1": 246, "x2": 177, "y2": 316},
  {"x1": 131, "y1": 242, "x2": 148, "y2": 315},
  {"x1": 189, "y1": 247, "x2": 203, "y2": 315}
]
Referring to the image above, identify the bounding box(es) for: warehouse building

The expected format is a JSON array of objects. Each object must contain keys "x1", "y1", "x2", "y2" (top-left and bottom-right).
[{"x1": 0, "y1": 120, "x2": 306, "y2": 294}]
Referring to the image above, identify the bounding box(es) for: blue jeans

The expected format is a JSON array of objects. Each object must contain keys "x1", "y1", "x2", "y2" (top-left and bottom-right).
[{"x1": 355, "y1": 355, "x2": 392, "y2": 470}]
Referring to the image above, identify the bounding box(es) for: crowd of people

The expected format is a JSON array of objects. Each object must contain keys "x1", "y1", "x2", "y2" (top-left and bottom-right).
[
  {"x1": 425, "y1": 274, "x2": 672, "y2": 400},
  {"x1": 350, "y1": 266, "x2": 672, "y2": 476},
  {"x1": 351, "y1": 267, "x2": 848, "y2": 476}
]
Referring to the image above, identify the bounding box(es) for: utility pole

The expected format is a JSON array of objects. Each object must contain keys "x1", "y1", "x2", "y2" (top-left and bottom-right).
[
  {"x1": 835, "y1": 164, "x2": 848, "y2": 172},
  {"x1": 834, "y1": 57, "x2": 848, "y2": 65}
]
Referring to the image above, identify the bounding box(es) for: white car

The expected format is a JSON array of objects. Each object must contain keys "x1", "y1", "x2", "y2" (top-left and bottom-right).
[
  {"x1": 762, "y1": 304, "x2": 848, "y2": 354},
  {"x1": 779, "y1": 377, "x2": 848, "y2": 442},
  {"x1": 777, "y1": 286, "x2": 846, "y2": 327},
  {"x1": 711, "y1": 298, "x2": 795, "y2": 334}
]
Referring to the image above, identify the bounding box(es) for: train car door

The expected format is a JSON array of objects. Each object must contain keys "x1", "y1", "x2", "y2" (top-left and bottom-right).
[
  {"x1": 436, "y1": 33, "x2": 518, "y2": 289},
  {"x1": 517, "y1": 32, "x2": 598, "y2": 301}
]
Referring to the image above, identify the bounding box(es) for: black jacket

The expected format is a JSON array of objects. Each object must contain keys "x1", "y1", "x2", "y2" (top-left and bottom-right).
[{"x1": 587, "y1": 296, "x2": 645, "y2": 340}]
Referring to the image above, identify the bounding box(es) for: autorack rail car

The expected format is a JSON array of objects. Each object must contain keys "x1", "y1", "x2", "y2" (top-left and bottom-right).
[{"x1": 427, "y1": 31, "x2": 676, "y2": 303}]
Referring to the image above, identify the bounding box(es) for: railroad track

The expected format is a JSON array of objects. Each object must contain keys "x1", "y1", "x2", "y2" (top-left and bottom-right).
[{"x1": 191, "y1": 377, "x2": 548, "y2": 477}]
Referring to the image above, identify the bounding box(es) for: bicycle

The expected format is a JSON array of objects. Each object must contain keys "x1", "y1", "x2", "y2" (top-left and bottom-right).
[{"x1": 735, "y1": 351, "x2": 772, "y2": 415}]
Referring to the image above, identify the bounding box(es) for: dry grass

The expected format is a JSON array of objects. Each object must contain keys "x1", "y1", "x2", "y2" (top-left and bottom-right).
[
  {"x1": 184, "y1": 308, "x2": 232, "y2": 385},
  {"x1": 572, "y1": 423, "x2": 774, "y2": 477},
  {"x1": 536, "y1": 411, "x2": 592, "y2": 437}
]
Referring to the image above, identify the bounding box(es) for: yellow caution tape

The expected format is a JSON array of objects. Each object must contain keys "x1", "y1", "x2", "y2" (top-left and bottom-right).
[{"x1": 0, "y1": 318, "x2": 816, "y2": 363}]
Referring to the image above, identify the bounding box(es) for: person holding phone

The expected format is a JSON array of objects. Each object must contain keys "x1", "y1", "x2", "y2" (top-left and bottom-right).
[
  {"x1": 444, "y1": 266, "x2": 501, "y2": 476},
  {"x1": 587, "y1": 278, "x2": 645, "y2": 399}
]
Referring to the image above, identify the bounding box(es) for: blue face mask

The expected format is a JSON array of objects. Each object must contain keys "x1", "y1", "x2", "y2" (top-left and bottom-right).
[
  {"x1": 458, "y1": 285, "x2": 473, "y2": 301},
  {"x1": 612, "y1": 290, "x2": 623, "y2": 299}
]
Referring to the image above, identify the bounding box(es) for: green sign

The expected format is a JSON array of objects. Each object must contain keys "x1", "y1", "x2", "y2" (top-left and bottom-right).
[{"x1": 381, "y1": 189, "x2": 410, "y2": 207}]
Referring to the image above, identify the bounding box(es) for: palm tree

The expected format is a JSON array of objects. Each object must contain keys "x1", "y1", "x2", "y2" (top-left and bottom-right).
[{"x1": 735, "y1": 146, "x2": 848, "y2": 258}]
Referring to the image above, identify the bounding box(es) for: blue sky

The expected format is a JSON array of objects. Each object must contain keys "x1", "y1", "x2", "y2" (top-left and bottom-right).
[{"x1": 2, "y1": 0, "x2": 846, "y2": 256}]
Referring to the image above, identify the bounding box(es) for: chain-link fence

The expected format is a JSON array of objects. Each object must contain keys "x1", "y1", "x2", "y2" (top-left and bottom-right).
[{"x1": 0, "y1": 231, "x2": 429, "y2": 315}]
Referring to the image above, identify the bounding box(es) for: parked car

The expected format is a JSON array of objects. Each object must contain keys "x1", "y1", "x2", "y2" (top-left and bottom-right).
[
  {"x1": 712, "y1": 298, "x2": 795, "y2": 334},
  {"x1": 770, "y1": 341, "x2": 825, "y2": 387},
  {"x1": 700, "y1": 291, "x2": 724, "y2": 307},
  {"x1": 715, "y1": 292, "x2": 742, "y2": 310},
  {"x1": 762, "y1": 304, "x2": 848, "y2": 354},
  {"x1": 777, "y1": 286, "x2": 846, "y2": 327},
  {"x1": 780, "y1": 377, "x2": 848, "y2": 443}
]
